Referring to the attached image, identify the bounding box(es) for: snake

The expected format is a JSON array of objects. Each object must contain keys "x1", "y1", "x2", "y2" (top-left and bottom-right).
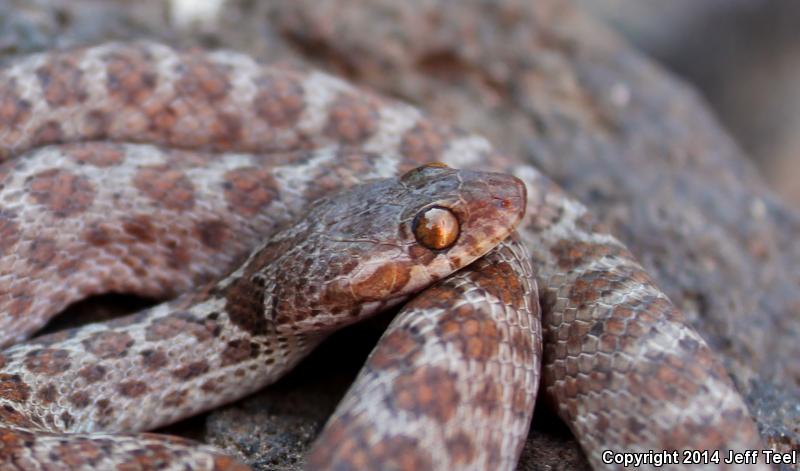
[{"x1": 0, "y1": 42, "x2": 767, "y2": 470}]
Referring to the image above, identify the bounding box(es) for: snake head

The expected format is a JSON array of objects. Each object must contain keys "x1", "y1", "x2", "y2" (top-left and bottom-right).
[{"x1": 224, "y1": 163, "x2": 526, "y2": 335}]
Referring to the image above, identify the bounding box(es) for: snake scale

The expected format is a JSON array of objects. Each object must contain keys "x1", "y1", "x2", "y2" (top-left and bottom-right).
[{"x1": 0, "y1": 42, "x2": 767, "y2": 470}]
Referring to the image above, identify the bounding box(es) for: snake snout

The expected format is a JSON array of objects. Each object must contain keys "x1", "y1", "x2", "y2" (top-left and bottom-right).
[
  {"x1": 487, "y1": 173, "x2": 527, "y2": 224},
  {"x1": 459, "y1": 170, "x2": 527, "y2": 236},
  {"x1": 428, "y1": 169, "x2": 527, "y2": 269}
]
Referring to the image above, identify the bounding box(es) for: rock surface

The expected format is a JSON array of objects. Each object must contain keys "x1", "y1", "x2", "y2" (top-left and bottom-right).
[
  {"x1": 2, "y1": 0, "x2": 798, "y2": 469},
  {"x1": 578, "y1": 0, "x2": 800, "y2": 208}
]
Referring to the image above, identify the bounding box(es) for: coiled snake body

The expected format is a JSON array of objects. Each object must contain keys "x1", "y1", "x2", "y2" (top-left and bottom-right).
[{"x1": 0, "y1": 42, "x2": 766, "y2": 470}]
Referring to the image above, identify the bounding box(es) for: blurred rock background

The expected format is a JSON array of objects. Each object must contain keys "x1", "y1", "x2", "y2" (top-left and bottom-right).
[{"x1": 579, "y1": 0, "x2": 800, "y2": 206}]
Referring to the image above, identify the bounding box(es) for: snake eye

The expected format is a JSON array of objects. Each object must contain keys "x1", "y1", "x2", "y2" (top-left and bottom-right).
[{"x1": 413, "y1": 206, "x2": 460, "y2": 250}]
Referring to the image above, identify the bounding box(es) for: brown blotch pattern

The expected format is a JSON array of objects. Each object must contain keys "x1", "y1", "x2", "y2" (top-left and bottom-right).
[
  {"x1": 0, "y1": 374, "x2": 30, "y2": 402},
  {"x1": 164, "y1": 389, "x2": 188, "y2": 408},
  {"x1": 55, "y1": 256, "x2": 81, "y2": 278},
  {"x1": 23, "y1": 349, "x2": 71, "y2": 375},
  {"x1": 574, "y1": 211, "x2": 611, "y2": 235},
  {"x1": 60, "y1": 412, "x2": 74, "y2": 429},
  {"x1": 0, "y1": 209, "x2": 20, "y2": 253},
  {"x1": 253, "y1": 74, "x2": 305, "y2": 127},
  {"x1": 207, "y1": 113, "x2": 243, "y2": 148},
  {"x1": 195, "y1": 220, "x2": 228, "y2": 249},
  {"x1": 200, "y1": 379, "x2": 221, "y2": 394},
  {"x1": 121, "y1": 215, "x2": 156, "y2": 244},
  {"x1": 369, "y1": 435, "x2": 434, "y2": 471},
  {"x1": 221, "y1": 339, "x2": 258, "y2": 366},
  {"x1": 368, "y1": 329, "x2": 423, "y2": 370},
  {"x1": 171, "y1": 360, "x2": 210, "y2": 380},
  {"x1": 407, "y1": 244, "x2": 437, "y2": 266},
  {"x1": 175, "y1": 57, "x2": 230, "y2": 102},
  {"x1": 472, "y1": 381, "x2": 502, "y2": 415},
  {"x1": 324, "y1": 93, "x2": 379, "y2": 144},
  {"x1": 0, "y1": 82, "x2": 32, "y2": 129},
  {"x1": 225, "y1": 275, "x2": 268, "y2": 336},
  {"x1": 0, "y1": 427, "x2": 29, "y2": 457},
  {"x1": 104, "y1": 312, "x2": 150, "y2": 330},
  {"x1": 66, "y1": 143, "x2": 125, "y2": 167},
  {"x1": 115, "y1": 443, "x2": 174, "y2": 470},
  {"x1": 568, "y1": 265, "x2": 653, "y2": 310},
  {"x1": 36, "y1": 384, "x2": 58, "y2": 404},
  {"x1": 0, "y1": 404, "x2": 37, "y2": 428},
  {"x1": 511, "y1": 386, "x2": 533, "y2": 418},
  {"x1": 399, "y1": 121, "x2": 452, "y2": 167},
  {"x1": 436, "y1": 304, "x2": 501, "y2": 361},
  {"x1": 550, "y1": 239, "x2": 629, "y2": 272},
  {"x1": 351, "y1": 262, "x2": 411, "y2": 301},
  {"x1": 391, "y1": 366, "x2": 459, "y2": 422},
  {"x1": 469, "y1": 261, "x2": 526, "y2": 308},
  {"x1": 445, "y1": 431, "x2": 476, "y2": 466},
  {"x1": 84, "y1": 222, "x2": 113, "y2": 247},
  {"x1": 32, "y1": 121, "x2": 64, "y2": 146},
  {"x1": 300, "y1": 148, "x2": 376, "y2": 202},
  {"x1": 104, "y1": 47, "x2": 158, "y2": 104},
  {"x1": 28, "y1": 330, "x2": 76, "y2": 348},
  {"x1": 222, "y1": 167, "x2": 278, "y2": 217},
  {"x1": 118, "y1": 380, "x2": 149, "y2": 398},
  {"x1": 68, "y1": 391, "x2": 90, "y2": 409},
  {"x1": 510, "y1": 329, "x2": 534, "y2": 364},
  {"x1": 308, "y1": 419, "x2": 433, "y2": 471},
  {"x1": 26, "y1": 238, "x2": 57, "y2": 269},
  {"x1": 146, "y1": 105, "x2": 179, "y2": 140},
  {"x1": 213, "y1": 455, "x2": 252, "y2": 471},
  {"x1": 485, "y1": 439, "x2": 503, "y2": 469},
  {"x1": 27, "y1": 168, "x2": 96, "y2": 217},
  {"x1": 145, "y1": 312, "x2": 211, "y2": 342},
  {"x1": 94, "y1": 398, "x2": 113, "y2": 422},
  {"x1": 140, "y1": 349, "x2": 168, "y2": 371},
  {"x1": 132, "y1": 165, "x2": 196, "y2": 211},
  {"x1": 5, "y1": 285, "x2": 33, "y2": 319},
  {"x1": 81, "y1": 331, "x2": 134, "y2": 359},
  {"x1": 49, "y1": 439, "x2": 107, "y2": 467},
  {"x1": 83, "y1": 109, "x2": 110, "y2": 138},
  {"x1": 35, "y1": 56, "x2": 88, "y2": 107}
]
